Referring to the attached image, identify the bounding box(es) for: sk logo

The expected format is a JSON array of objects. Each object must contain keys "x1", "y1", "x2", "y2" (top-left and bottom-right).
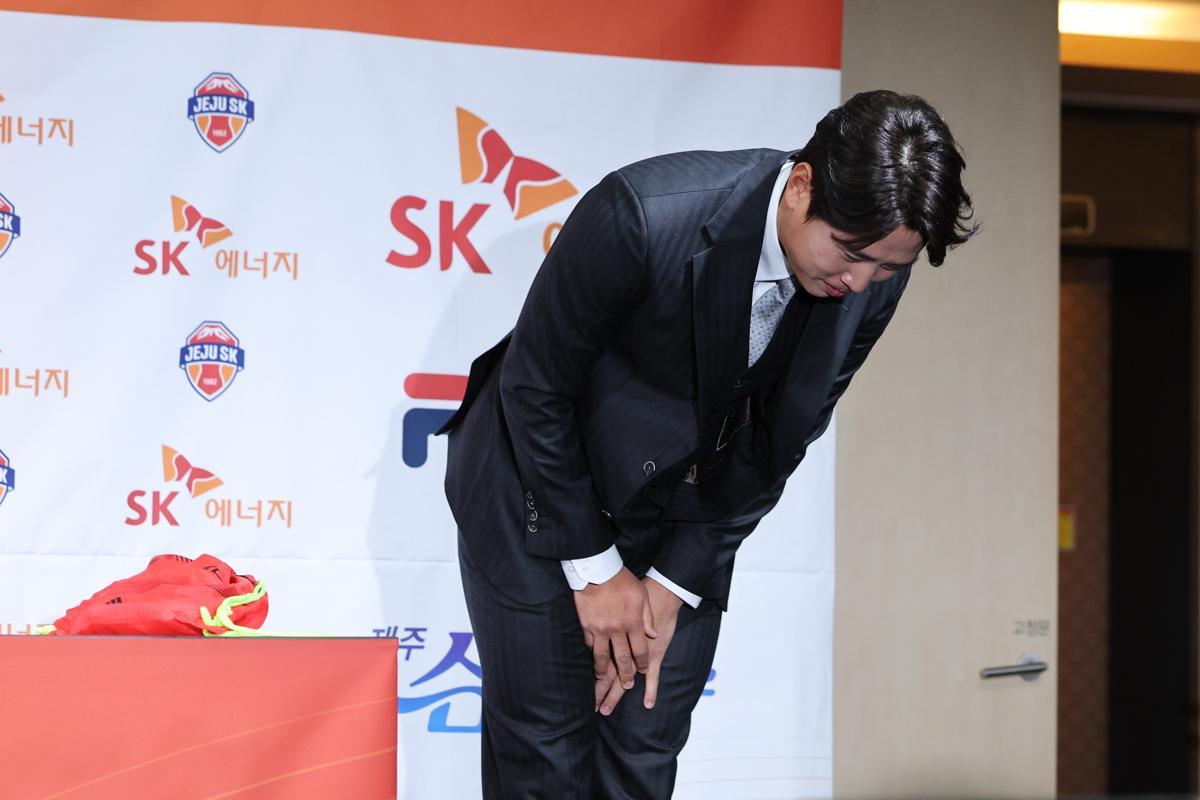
[
  {"x1": 0, "y1": 192, "x2": 21, "y2": 260},
  {"x1": 179, "y1": 321, "x2": 245, "y2": 401},
  {"x1": 162, "y1": 445, "x2": 222, "y2": 497},
  {"x1": 456, "y1": 108, "x2": 577, "y2": 220},
  {"x1": 403, "y1": 373, "x2": 467, "y2": 467},
  {"x1": 172, "y1": 196, "x2": 232, "y2": 248},
  {"x1": 188, "y1": 72, "x2": 255, "y2": 153},
  {"x1": 126, "y1": 445, "x2": 222, "y2": 526},
  {"x1": 0, "y1": 449, "x2": 14, "y2": 507}
]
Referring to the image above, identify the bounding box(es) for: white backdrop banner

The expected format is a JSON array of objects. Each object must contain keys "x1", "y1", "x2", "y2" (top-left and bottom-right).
[{"x1": 0, "y1": 3, "x2": 842, "y2": 797}]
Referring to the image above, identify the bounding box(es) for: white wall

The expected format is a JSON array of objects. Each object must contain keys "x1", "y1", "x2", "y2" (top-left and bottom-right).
[{"x1": 836, "y1": 2, "x2": 1060, "y2": 796}]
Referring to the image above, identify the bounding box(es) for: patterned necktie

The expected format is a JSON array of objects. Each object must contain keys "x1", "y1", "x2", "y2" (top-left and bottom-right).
[{"x1": 747, "y1": 278, "x2": 796, "y2": 367}]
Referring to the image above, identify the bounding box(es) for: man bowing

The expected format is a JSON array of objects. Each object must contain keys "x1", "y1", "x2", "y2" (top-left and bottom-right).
[{"x1": 439, "y1": 89, "x2": 976, "y2": 799}]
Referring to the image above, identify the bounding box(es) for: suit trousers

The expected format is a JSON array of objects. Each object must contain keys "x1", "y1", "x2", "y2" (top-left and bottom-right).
[{"x1": 458, "y1": 529, "x2": 722, "y2": 799}]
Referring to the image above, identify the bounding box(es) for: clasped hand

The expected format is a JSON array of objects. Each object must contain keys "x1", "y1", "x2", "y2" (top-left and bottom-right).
[{"x1": 573, "y1": 567, "x2": 684, "y2": 714}]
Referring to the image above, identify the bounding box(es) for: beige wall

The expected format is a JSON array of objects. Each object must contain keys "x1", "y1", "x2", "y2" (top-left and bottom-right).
[{"x1": 836, "y1": 2, "x2": 1060, "y2": 797}]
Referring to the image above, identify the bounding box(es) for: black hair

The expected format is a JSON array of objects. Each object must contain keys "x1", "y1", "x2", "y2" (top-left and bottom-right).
[{"x1": 793, "y1": 89, "x2": 977, "y2": 267}]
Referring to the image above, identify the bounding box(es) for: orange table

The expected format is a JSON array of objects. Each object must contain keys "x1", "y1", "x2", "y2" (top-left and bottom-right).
[{"x1": 0, "y1": 637, "x2": 397, "y2": 799}]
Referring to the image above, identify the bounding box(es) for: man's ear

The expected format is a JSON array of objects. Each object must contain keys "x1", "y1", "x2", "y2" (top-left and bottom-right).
[
  {"x1": 782, "y1": 161, "x2": 814, "y2": 211},
  {"x1": 790, "y1": 161, "x2": 813, "y2": 193}
]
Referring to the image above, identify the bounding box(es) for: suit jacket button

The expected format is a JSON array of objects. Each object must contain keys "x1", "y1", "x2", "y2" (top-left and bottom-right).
[
  {"x1": 601, "y1": 508, "x2": 613, "y2": 519},
  {"x1": 643, "y1": 461, "x2": 656, "y2": 476},
  {"x1": 528, "y1": 510, "x2": 539, "y2": 521},
  {"x1": 527, "y1": 523, "x2": 538, "y2": 533},
  {"x1": 526, "y1": 499, "x2": 536, "y2": 510},
  {"x1": 733, "y1": 378, "x2": 745, "y2": 388}
]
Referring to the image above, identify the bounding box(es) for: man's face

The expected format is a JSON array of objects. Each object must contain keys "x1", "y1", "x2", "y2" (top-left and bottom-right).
[{"x1": 776, "y1": 161, "x2": 924, "y2": 299}]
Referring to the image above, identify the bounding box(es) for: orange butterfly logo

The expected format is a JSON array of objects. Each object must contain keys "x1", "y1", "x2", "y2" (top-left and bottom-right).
[
  {"x1": 171, "y1": 196, "x2": 233, "y2": 249},
  {"x1": 161, "y1": 445, "x2": 223, "y2": 498},
  {"x1": 455, "y1": 108, "x2": 577, "y2": 220}
]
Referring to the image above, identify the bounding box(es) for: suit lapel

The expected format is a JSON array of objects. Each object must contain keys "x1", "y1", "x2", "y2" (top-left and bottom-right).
[
  {"x1": 691, "y1": 150, "x2": 796, "y2": 416},
  {"x1": 762, "y1": 291, "x2": 866, "y2": 476},
  {"x1": 690, "y1": 242, "x2": 756, "y2": 416}
]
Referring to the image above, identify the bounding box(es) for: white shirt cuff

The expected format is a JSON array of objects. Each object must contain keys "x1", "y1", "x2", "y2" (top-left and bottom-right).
[
  {"x1": 645, "y1": 567, "x2": 702, "y2": 609},
  {"x1": 560, "y1": 544, "x2": 623, "y2": 591}
]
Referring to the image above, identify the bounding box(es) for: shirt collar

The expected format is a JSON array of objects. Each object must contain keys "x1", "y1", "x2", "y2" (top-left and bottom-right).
[{"x1": 757, "y1": 161, "x2": 795, "y2": 284}]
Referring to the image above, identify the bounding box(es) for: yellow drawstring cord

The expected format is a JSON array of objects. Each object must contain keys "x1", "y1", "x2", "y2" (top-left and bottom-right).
[{"x1": 199, "y1": 581, "x2": 327, "y2": 637}]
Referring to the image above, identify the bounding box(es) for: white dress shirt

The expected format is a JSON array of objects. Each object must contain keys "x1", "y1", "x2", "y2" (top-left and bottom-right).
[{"x1": 562, "y1": 161, "x2": 796, "y2": 606}]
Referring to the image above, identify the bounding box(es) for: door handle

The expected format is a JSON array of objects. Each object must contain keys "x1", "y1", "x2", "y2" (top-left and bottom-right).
[{"x1": 980, "y1": 653, "x2": 1047, "y2": 681}]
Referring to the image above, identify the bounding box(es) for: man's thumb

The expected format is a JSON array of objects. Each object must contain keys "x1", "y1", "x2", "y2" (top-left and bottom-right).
[{"x1": 643, "y1": 601, "x2": 658, "y2": 639}]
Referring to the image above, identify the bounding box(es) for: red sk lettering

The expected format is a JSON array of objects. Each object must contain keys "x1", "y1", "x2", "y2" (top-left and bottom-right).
[
  {"x1": 133, "y1": 240, "x2": 157, "y2": 275},
  {"x1": 123, "y1": 490, "x2": 181, "y2": 526},
  {"x1": 387, "y1": 196, "x2": 431, "y2": 268},
  {"x1": 439, "y1": 201, "x2": 490, "y2": 274},
  {"x1": 161, "y1": 241, "x2": 190, "y2": 275},
  {"x1": 152, "y1": 490, "x2": 180, "y2": 525}
]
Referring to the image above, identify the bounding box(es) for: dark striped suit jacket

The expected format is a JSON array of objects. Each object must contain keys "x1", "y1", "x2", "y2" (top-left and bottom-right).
[{"x1": 439, "y1": 147, "x2": 910, "y2": 607}]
